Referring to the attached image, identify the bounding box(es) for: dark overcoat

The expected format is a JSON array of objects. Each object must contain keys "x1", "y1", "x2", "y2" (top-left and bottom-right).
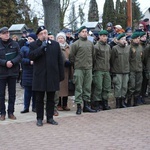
[{"x1": 29, "y1": 39, "x2": 64, "y2": 92}]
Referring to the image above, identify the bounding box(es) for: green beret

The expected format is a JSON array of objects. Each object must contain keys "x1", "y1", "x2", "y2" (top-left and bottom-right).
[
  {"x1": 78, "y1": 26, "x2": 87, "y2": 33},
  {"x1": 99, "y1": 30, "x2": 108, "y2": 35},
  {"x1": 131, "y1": 32, "x2": 140, "y2": 39},
  {"x1": 140, "y1": 32, "x2": 146, "y2": 37},
  {"x1": 48, "y1": 31, "x2": 53, "y2": 35},
  {"x1": 117, "y1": 33, "x2": 126, "y2": 40}
]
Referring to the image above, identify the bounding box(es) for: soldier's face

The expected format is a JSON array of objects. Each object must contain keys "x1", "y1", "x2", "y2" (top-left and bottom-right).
[
  {"x1": 118, "y1": 37, "x2": 127, "y2": 45},
  {"x1": 99, "y1": 35, "x2": 108, "y2": 43},
  {"x1": 79, "y1": 29, "x2": 88, "y2": 38},
  {"x1": 37, "y1": 29, "x2": 48, "y2": 41}
]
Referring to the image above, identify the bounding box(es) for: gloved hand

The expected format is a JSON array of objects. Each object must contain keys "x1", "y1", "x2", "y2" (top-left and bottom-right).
[
  {"x1": 40, "y1": 40, "x2": 47, "y2": 51},
  {"x1": 64, "y1": 60, "x2": 71, "y2": 67},
  {"x1": 41, "y1": 40, "x2": 47, "y2": 48}
]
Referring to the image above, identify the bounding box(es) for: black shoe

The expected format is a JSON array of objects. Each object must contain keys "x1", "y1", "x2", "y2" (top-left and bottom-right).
[
  {"x1": 20, "y1": 109, "x2": 29, "y2": 113},
  {"x1": 47, "y1": 118, "x2": 58, "y2": 125},
  {"x1": 76, "y1": 104, "x2": 82, "y2": 115},
  {"x1": 36, "y1": 119, "x2": 43, "y2": 126},
  {"x1": 32, "y1": 108, "x2": 36, "y2": 112}
]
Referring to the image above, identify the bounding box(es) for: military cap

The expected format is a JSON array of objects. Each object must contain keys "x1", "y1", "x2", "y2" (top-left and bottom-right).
[
  {"x1": 0, "y1": 27, "x2": 9, "y2": 34},
  {"x1": 36, "y1": 26, "x2": 46, "y2": 35},
  {"x1": 99, "y1": 30, "x2": 108, "y2": 35},
  {"x1": 131, "y1": 32, "x2": 140, "y2": 39},
  {"x1": 140, "y1": 32, "x2": 146, "y2": 37},
  {"x1": 117, "y1": 33, "x2": 126, "y2": 40},
  {"x1": 78, "y1": 26, "x2": 87, "y2": 33}
]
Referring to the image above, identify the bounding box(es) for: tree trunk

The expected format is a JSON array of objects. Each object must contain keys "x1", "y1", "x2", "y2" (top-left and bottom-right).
[{"x1": 42, "y1": 0, "x2": 60, "y2": 36}]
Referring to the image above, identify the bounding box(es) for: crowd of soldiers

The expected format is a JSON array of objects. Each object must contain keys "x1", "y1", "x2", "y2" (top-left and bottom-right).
[{"x1": 0, "y1": 18, "x2": 150, "y2": 126}]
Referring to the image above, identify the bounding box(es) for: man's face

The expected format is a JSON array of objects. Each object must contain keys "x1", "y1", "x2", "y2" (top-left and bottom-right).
[
  {"x1": 107, "y1": 26, "x2": 112, "y2": 31},
  {"x1": 99, "y1": 35, "x2": 108, "y2": 43},
  {"x1": 118, "y1": 37, "x2": 127, "y2": 45},
  {"x1": 0, "y1": 31, "x2": 10, "y2": 41},
  {"x1": 48, "y1": 35, "x2": 54, "y2": 40},
  {"x1": 79, "y1": 29, "x2": 88, "y2": 38},
  {"x1": 37, "y1": 29, "x2": 48, "y2": 41}
]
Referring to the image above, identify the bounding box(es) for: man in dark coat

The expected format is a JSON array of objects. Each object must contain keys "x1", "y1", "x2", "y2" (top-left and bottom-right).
[
  {"x1": 29, "y1": 26, "x2": 64, "y2": 126},
  {"x1": 0, "y1": 27, "x2": 22, "y2": 121}
]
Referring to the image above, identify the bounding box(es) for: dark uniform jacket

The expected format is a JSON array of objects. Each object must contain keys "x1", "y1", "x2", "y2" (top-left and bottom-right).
[
  {"x1": 0, "y1": 38, "x2": 21, "y2": 79},
  {"x1": 110, "y1": 43, "x2": 130, "y2": 74},
  {"x1": 29, "y1": 39, "x2": 64, "y2": 92},
  {"x1": 93, "y1": 41, "x2": 111, "y2": 71}
]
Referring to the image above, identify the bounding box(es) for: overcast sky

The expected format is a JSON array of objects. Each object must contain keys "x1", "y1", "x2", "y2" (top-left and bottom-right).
[{"x1": 28, "y1": 0, "x2": 149, "y2": 25}]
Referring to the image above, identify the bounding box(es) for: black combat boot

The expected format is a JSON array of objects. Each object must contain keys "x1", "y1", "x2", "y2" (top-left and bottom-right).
[
  {"x1": 91, "y1": 101, "x2": 102, "y2": 111},
  {"x1": 127, "y1": 97, "x2": 132, "y2": 107},
  {"x1": 76, "y1": 104, "x2": 81, "y2": 115},
  {"x1": 116, "y1": 97, "x2": 120, "y2": 108},
  {"x1": 133, "y1": 96, "x2": 139, "y2": 106},
  {"x1": 83, "y1": 101, "x2": 97, "y2": 113},
  {"x1": 102, "y1": 99, "x2": 111, "y2": 110},
  {"x1": 120, "y1": 97, "x2": 127, "y2": 108}
]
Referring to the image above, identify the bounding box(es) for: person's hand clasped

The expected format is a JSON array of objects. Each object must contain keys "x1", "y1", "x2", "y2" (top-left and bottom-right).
[{"x1": 6, "y1": 61, "x2": 13, "y2": 68}]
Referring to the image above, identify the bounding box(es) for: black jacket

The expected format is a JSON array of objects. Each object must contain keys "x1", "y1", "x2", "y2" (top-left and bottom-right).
[
  {"x1": 29, "y1": 39, "x2": 64, "y2": 92},
  {"x1": 0, "y1": 38, "x2": 22, "y2": 79}
]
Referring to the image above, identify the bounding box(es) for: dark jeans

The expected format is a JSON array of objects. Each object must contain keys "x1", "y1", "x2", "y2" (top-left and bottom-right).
[
  {"x1": 0, "y1": 77, "x2": 16, "y2": 115},
  {"x1": 23, "y1": 86, "x2": 36, "y2": 110},
  {"x1": 35, "y1": 91, "x2": 55, "y2": 120}
]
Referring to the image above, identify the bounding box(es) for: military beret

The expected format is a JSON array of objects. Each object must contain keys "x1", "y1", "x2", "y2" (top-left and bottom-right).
[
  {"x1": 48, "y1": 31, "x2": 53, "y2": 35},
  {"x1": 36, "y1": 26, "x2": 46, "y2": 35},
  {"x1": 78, "y1": 26, "x2": 87, "y2": 33},
  {"x1": 131, "y1": 32, "x2": 140, "y2": 39},
  {"x1": 99, "y1": 30, "x2": 108, "y2": 35},
  {"x1": 140, "y1": 32, "x2": 146, "y2": 37},
  {"x1": 117, "y1": 33, "x2": 126, "y2": 40},
  {"x1": 0, "y1": 27, "x2": 9, "y2": 34}
]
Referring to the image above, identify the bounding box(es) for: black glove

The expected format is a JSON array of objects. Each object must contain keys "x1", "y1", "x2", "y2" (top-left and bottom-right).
[{"x1": 64, "y1": 60, "x2": 71, "y2": 67}]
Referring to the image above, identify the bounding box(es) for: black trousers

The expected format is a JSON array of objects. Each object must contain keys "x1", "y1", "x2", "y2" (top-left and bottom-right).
[
  {"x1": 0, "y1": 77, "x2": 16, "y2": 115},
  {"x1": 35, "y1": 91, "x2": 55, "y2": 120}
]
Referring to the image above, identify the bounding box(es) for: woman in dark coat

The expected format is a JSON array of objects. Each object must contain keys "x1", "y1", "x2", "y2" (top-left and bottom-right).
[
  {"x1": 20, "y1": 33, "x2": 37, "y2": 113},
  {"x1": 28, "y1": 26, "x2": 64, "y2": 126}
]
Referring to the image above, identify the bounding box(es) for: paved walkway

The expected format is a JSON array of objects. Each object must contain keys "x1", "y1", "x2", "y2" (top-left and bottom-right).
[{"x1": 0, "y1": 83, "x2": 150, "y2": 150}]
